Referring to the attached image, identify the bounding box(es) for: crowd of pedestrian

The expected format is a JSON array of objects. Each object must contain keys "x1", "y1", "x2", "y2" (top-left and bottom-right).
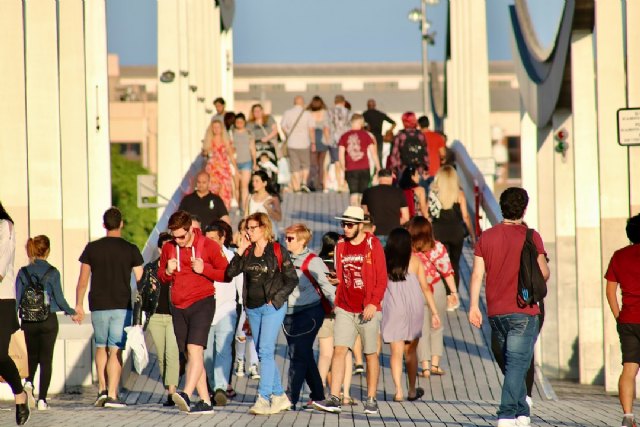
[{"x1": 2, "y1": 94, "x2": 637, "y2": 427}]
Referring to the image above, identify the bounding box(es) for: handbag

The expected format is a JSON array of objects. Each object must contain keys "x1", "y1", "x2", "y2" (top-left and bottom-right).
[{"x1": 7, "y1": 330, "x2": 28, "y2": 379}]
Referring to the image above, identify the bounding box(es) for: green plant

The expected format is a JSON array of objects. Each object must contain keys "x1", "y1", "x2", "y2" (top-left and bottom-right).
[{"x1": 110, "y1": 145, "x2": 156, "y2": 250}]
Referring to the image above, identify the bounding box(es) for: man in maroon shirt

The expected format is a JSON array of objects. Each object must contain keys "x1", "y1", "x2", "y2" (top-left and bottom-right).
[
  {"x1": 313, "y1": 206, "x2": 387, "y2": 416},
  {"x1": 605, "y1": 214, "x2": 640, "y2": 427},
  {"x1": 158, "y1": 210, "x2": 228, "y2": 414},
  {"x1": 338, "y1": 114, "x2": 381, "y2": 206},
  {"x1": 468, "y1": 188, "x2": 549, "y2": 427}
]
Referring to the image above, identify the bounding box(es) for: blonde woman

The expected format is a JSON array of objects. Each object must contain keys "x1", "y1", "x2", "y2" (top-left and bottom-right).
[
  {"x1": 226, "y1": 213, "x2": 298, "y2": 415},
  {"x1": 430, "y1": 165, "x2": 475, "y2": 309},
  {"x1": 203, "y1": 119, "x2": 236, "y2": 210}
]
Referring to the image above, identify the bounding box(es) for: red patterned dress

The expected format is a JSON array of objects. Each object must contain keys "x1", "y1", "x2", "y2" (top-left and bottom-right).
[{"x1": 205, "y1": 141, "x2": 233, "y2": 210}]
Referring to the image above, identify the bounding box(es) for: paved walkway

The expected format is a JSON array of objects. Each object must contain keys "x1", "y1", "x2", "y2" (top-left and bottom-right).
[{"x1": 0, "y1": 192, "x2": 624, "y2": 426}]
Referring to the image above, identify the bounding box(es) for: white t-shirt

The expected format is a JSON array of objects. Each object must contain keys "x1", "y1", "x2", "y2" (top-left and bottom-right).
[
  {"x1": 0, "y1": 220, "x2": 16, "y2": 299},
  {"x1": 212, "y1": 246, "x2": 243, "y2": 325},
  {"x1": 280, "y1": 105, "x2": 315, "y2": 149}
]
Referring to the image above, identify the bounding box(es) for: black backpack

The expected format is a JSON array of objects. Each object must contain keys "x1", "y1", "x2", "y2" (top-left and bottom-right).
[
  {"x1": 516, "y1": 229, "x2": 547, "y2": 308},
  {"x1": 399, "y1": 129, "x2": 427, "y2": 168},
  {"x1": 19, "y1": 266, "x2": 54, "y2": 322}
]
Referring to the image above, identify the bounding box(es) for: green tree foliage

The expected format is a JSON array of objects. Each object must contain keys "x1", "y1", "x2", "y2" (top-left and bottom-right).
[{"x1": 110, "y1": 145, "x2": 156, "y2": 250}]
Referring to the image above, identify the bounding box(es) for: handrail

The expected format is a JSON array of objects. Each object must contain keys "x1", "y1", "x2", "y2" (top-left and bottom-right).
[
  {"x1": 450, "y1": 140, "x2": 502, "y2": 232},
  {"x1": 140, "y1": 155, "x2": 207, "y2": 263}
]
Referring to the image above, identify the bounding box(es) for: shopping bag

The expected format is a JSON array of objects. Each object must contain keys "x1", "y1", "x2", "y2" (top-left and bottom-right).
[
  {"x1": 124, "y1": 326, "x2": 149, "y2": 374},
  {"x1": 6, "y1": 330, "x2": 28, "y2": 379},
  {"x1": 277, "y1": 157, "x2": 291, "y2": 185}
]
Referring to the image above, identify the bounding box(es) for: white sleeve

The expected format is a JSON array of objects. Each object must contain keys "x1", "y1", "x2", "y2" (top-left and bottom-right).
[{"x1": 0, "y1": 221, "x2": 13, "y2": 279}]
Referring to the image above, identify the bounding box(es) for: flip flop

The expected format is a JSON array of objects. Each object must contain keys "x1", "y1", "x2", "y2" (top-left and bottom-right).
[
  {"x1": 408, "y1": 387, "x2": 425, "y2": 402},
  {"x1": 393, "y1": 396, "x2": 404, "y2": 402},
  {"x1": 421, "y1": 368, "x2": 431, "y2": 378},
  {"x1": 430, "y1": 366, "x2": 445, "y2": 376}
]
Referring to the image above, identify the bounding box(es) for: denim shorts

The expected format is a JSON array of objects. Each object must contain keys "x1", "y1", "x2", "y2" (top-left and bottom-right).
[
  {"x1": 237, "y1": 160, "x2": 253, "y2": 171},
  {"x1": 91, "y1": 309, "x2": 132, "y2": 349}
]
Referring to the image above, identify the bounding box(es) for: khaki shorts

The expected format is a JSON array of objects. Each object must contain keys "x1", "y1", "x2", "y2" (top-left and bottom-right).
[
  {"x1": 288, "y1": 147, "x2": 311, "y2": 172},
  {"x1": 317, "y1": 316, "x2": 334, "y2": 339},
  {"x1": 333, "y1": 307, "x2": 381, "y2": 355}
]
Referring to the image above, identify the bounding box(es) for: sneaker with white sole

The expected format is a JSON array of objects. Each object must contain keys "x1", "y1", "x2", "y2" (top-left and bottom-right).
[
  {"x1": 249, "y1": 364, "x2": 261, "y2": 380},
  {"x1": 23, "y1": 381, "x2": 36, "y2": 409},
  {"x1": 37, "y1": 399, "x2": 49, "y2": 410},
  {"x1": 189, "y1": 400, "x2": 215, "y2": 415},
  {"x1": 249, "y1": 396, "x2": 272, "y2": 415},
  {"x1": 104, "y1": 397, "x2": 127, "y2": 408},
  {"x1": 270, "y1": 393, "x2": 292, "y2": 413},
  {"x1": 236, "y1": 359, "x2": 246, "y2": 377},
  {"x1": 622, "y1": 415, "x2": 638, "y2": 427},
  {"x1": 497, "y1": 419, "x2": 516, "y2": 427},
  {"x1": 363, "y1": 397, "x2": 379, "y2": 415},
  {"x1": 312, "y1": 395, "x2": 342, "y2": 414},
  {"x1": 94, "y1": 390, "x2": 108, "y2": 408},
  {"x1": 172, "y1": 391, "x2": 191, "y2": 413},
  {"x1": 516, "y1": 415, "x2": 531, "y2": 426}
]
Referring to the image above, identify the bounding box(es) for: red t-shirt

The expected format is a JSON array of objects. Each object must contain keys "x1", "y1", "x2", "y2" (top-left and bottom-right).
[
  {"x1": 605, "y1": 244, "x2": 640, "y2": 324},
  {"x1": 336, "y1": 238, "x2": 368, "y2": 313},
  {"x1": 422, "y1": 130, "x2": 445, "y2": 177},
  {"x1": 338, "y1": 129, "x2": 373, "y2": 171},
  {"x1": 474, "y1": 223, "x2": 546, "y2": 317}
]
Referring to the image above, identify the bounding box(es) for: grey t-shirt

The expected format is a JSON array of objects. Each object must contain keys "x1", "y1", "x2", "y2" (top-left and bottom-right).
[{"x1": 232, "y1": 129, "x2": 253, "y2": 164}]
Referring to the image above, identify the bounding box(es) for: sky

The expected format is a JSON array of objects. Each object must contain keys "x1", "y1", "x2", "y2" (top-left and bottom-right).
[{"x1": 106, "y1": 0, "x2": 564, "y2": 66}]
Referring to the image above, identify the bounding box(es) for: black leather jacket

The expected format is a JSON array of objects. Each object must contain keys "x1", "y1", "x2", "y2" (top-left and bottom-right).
[
  {"x1": 133, "y1": 260, "x2": 166, "y2": 330},
  {"x1": 226, "y1": 242, "x2": 298, "y2": 310}
]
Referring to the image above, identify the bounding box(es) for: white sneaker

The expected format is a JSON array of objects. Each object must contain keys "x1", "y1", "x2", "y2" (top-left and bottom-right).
[
  {"x1": 236, "y1": 359, "x2": 245, "y2": 377},
  {"x1": 270, "y1": 393, "x2": 292, "y2": 413},
  {"x1": 497, "y1": 419, "x2": 516, "y2": 427},
  {"x1": 525, "y1": 395, "x2": 533, "y2": 409},
  {"x1": 516, "y1": 415, "x2": 531, "y2": 426},
  {"x1": 249, "y1": 364, "x2": 260, "y2": 380},
  {"x1": 23, "y1": 381, "x2": 36, "y2": 409},
  {"x1": 37, "y1": 399, "x2": 49, "y2": 410},
  {"x1": 249, "y1": 396, "x2": 271, "y2": 415}
]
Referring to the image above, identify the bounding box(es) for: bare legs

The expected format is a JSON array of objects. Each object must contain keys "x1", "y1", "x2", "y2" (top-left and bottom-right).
[
  {"x1": 619, "y1": 362, "x2": 639, "y2": 414},
  {"x1": 184, "y1": 344, "x2": 210, "y2": 402},
  {"x1": 95, "y1": 347, "x2": 123, "y2": 398},
  {"x1": 390, "y1": 339, "x2": 419, "y2": 400}
]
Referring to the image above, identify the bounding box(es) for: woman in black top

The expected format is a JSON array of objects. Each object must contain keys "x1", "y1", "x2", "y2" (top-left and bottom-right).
[
  {"x1": 133, "y1": 232, "x2": 179, "y2": 407},
  {"x1": 226, "y1": 212, "x2": 298, "y2": 415}
]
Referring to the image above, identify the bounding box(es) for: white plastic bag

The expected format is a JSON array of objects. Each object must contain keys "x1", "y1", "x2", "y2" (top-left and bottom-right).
[
  {"x1": 277, "y1": 158, "x2": 291, "y2": 184},
  {"x1": 124, "y1": 326, "x2": 149, "y2": 374}
]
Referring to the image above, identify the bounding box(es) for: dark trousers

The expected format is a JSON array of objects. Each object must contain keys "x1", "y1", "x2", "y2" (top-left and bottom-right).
[
  {"x1": 282, "y1": 303, "x2": 325, "y2": 405},
  {"x1": 0, "y1": 299, "x2": 23, "y2": 395},
  {"x1": 441, "y1": 238, "x2": 464, "y2": 292},
  {"x1": 23, "y1": 314, "x2": 59, "y2": 400}
]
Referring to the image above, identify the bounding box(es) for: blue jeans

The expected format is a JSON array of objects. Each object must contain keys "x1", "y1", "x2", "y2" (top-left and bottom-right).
[
  {"x1": 246, "y1": 303, "x2": 287, "y2": 400},
  {"x1": 282, "y1": 303, "x2": 326, "y2": 405},
  {"x1": 205, "y1": 311, "x2": 237, "y2": 390},
  {"x1": 489, "y1": 314, "x2": 539, "y2": 419}
]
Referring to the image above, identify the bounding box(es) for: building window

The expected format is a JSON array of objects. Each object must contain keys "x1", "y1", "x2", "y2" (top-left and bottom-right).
[
  {"x1": 363, "y1": 81, "x2": 399, "y2": 91},
  {"x1": 249, "y1": 84, "x2": 285, "y2": 92},
  {"x1": 307, "y1": 83, "x2": 342, "y2": 92},
  {"x1": 115, "y1": 143, "x2": 142, "y2": 162}
]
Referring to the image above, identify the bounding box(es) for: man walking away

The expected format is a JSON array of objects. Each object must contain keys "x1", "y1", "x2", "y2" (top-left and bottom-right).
[
  {"x1": 74, "y1": 207, "x2": 144, "y2": 408},
  {"x1": 361, "y1": 169, "x2": 409, "y2": 247},
  {"x1": 363, "y1": 99, "x2": 396, "y2": 166},
  {"x1": 313, "y1": 206, "x2": 387, "y2": 415},
  {"x1": 605, "y1": 214, "x2": 640, "y2": 427},
  {"x1": 468, "y1": 188, "x2": 549, "y2": 427},
  {"x1": 280, "y1": 95, "x2": 316, "y2": 193}
]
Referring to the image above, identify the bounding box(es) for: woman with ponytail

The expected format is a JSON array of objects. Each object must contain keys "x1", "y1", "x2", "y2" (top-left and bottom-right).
[{"x1": 15, "y1": 235, "x2": 76, "y2": 411}]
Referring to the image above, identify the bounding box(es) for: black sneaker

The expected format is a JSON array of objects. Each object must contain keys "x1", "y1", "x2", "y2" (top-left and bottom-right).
[
  {"x1": 94, "y1": 390, "x2": 108, "y2": 407},
  {"x1": 312, "y1": 395, "x2": 342, "y2": 413},
  {"x1": 162, "y1": 395, "x2": 175, "y2": 407},
  {"x1": 172, "y1": 391, "x2": 191, "y2": 413},
  {"x1": 363, "y1": 397, "x2": 379, "y2": 415},
  {"x1": 353, "y1": 364, "x2": 365, "y2": 375},
  {"x1": 104, "y1": 396, "x2": 127, "y2": 408},
  {"x1": 188, "y1": 400, "x2": 215, "y2": 415},
  {"x1": 16, "y1": 402, "x2": 30, "y2": 425},
  {"x1": 213, "y1": 389, "x2": 227, "y2": 407}
]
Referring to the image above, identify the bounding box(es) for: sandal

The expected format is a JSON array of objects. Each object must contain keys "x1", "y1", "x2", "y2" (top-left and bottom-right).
[
  {"x1": 393, "y1": 395, "x2": 404, "y2": 402},
  {"x1": 341, "y1": 395, "x2": 357, "y2": 406},
  {"x1": 430, "y1": 366, "x2": 445, "y2": 376},
  {"x1": 421, "y1": 368, "x2": 431, "y2": 378},
  {"x1": 408, "y1": 387, "x2": 425, "y2": 402}
]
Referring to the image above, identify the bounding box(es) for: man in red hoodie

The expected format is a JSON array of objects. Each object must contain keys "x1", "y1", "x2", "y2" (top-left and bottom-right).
[
  {"x1": 158, "y1": 210, "x2": 228, "y2": 414},
  {"x1": 313, "y1": 206, "x2": 387, "y2": 416}
]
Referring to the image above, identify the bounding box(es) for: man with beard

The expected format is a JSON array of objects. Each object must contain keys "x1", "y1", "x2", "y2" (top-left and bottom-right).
[{"x1": 313, "y1": 206, "x2": 387, "y2": 416}]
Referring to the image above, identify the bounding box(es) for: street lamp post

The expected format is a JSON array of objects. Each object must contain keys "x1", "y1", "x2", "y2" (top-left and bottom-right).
[{"x1": 408, "y1": 0, "x2": 438, "y2": 118}]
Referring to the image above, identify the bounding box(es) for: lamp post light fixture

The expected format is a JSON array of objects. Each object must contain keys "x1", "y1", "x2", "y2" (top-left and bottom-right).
[{"x1": 408, "y1": 0, "x2": 439, "y2": 117}]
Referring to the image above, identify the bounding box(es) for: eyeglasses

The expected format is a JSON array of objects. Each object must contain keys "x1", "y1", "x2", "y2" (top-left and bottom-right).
[
  {"x1": 341, "y1": 221, "x2": 357, "y2": 229},
  {"x1": 285, "y1": 236, "x2": 296, "y2": 242},
  {"x1": 172, "y1": 231, "x2": 189, "y2": 240},
  {"x1": 247, "y1": 224, "x2": 261, "y2": 232}
]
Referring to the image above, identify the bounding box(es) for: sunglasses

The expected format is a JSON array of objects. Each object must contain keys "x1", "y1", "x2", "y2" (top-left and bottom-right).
[
  {"x1": 247, "y1": 225, "x2": 261, "y2": 232},
  {"x1": 341, "y1": 221, "x2": 358, "y2": 229},
  {"x1": 285, "y1": 236, "x2": 296, "y2": 242},
  {"x1": 172, "y1": 231, "x2": 189, "y2": 240}
]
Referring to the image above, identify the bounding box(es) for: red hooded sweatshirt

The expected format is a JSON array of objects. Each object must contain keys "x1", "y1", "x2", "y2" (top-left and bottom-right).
[{"x1": 158, "y1": 228, "x2": 228, "y2": 309}]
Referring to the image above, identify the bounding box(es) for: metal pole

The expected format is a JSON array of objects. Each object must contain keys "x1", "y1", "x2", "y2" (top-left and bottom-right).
[{"x1": 420, "y1": 0, "x2": 431, "y2": 117}]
